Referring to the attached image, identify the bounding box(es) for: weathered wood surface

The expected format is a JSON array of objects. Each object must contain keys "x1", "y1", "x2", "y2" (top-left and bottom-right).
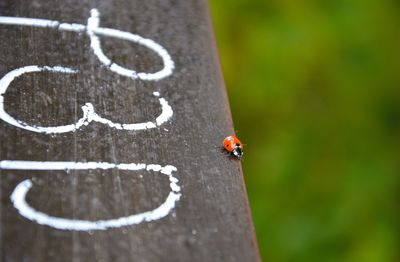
[{"x1": 0, "y1": 0, "x2": 260, "y2": 261}]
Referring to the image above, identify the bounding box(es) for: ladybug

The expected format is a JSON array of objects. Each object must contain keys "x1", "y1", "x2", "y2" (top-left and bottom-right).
[{"x1": 223, "y1": 135, "x2": 243, "y2": 159}]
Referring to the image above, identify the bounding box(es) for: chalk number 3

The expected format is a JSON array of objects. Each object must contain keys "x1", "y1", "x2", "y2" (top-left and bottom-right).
[{"x1": 0, "y1": 9, "x2": 181, "y2": 231}]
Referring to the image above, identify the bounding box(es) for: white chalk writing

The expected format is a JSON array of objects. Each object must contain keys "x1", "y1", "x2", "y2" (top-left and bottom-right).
[{"x1": 0, "y1": 9, "x2": 180, "y2": 231}]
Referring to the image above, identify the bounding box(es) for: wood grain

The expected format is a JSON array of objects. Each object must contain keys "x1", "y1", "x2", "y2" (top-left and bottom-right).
[{"x1": 0, "y1": 0, "x2": 260, "y2": 260}]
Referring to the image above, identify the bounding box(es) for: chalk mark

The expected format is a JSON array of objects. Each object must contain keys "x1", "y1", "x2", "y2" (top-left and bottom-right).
[
  {"x1": 0, "y1": 66, "x2": 173, "y2": 133},
  {"x1": 0, "y1": 9, "x2": 175, "y2": 81},
  {"x1": 0, "y1": 8, "x2": 180, "y2": 231},
  {"x1": 1, "y1": 160, "x2": 181, "y2": 231}
]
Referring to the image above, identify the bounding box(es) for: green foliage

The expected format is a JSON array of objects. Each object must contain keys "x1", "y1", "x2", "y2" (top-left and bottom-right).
[{"x1": 210, "y1": 0, "x2": 400, "y2": 260}]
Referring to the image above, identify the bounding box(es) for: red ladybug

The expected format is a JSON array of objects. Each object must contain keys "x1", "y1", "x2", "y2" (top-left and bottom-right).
[{"x1": 223, "y1": 135, "x2": 243, "y2": 159}]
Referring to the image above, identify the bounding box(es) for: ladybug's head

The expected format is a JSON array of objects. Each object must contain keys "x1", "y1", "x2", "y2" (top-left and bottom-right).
[{"x1": 232, "y1": 146, "x2": 243, "y2": 159}]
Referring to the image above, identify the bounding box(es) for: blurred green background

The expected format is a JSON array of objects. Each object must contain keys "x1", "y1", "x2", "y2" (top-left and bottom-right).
[{"x1": 209, "y1": 0, "x2": 400, "y2": 261}]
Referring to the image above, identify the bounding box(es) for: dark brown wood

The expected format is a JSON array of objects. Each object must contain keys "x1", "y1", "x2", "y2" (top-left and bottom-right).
[{"x1": 0, "y1": 0, "x2": 260, "y2": 261}]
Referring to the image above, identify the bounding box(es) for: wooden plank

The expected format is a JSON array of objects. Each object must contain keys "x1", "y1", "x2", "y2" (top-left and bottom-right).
[{"x1": 0, "y1": 0, "x2": 260, "y2": 261}]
